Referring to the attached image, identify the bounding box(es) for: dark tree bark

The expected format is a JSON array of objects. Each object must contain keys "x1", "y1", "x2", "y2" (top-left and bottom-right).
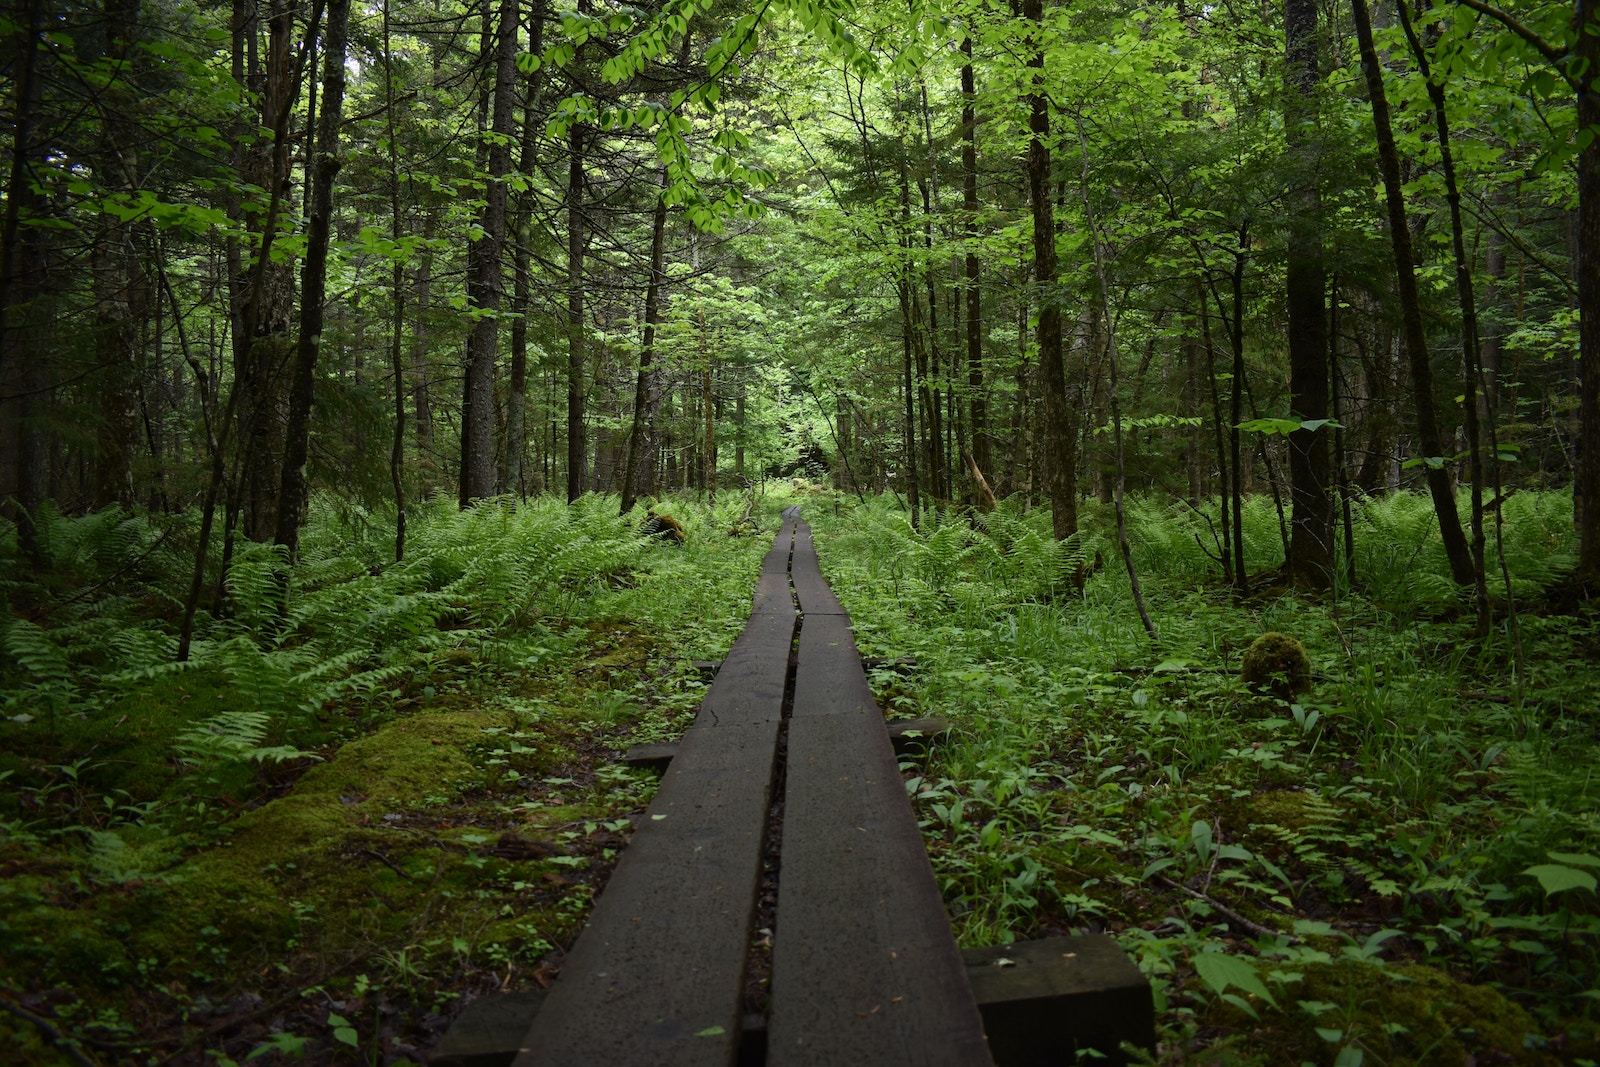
[
  {"x1": 460, "y1": 0, "x2": 518, "y2": 507},
  {"x1": 1023, "y1": 0, "x2": 1077, "y2": 543},
  {"x1": 961, "y1": 33, "x2": 989, "y2": 486},
  {"x1": 505, "y1": 0, "x2": 544, "y2": 497},
  {"x1": 621, "y1": 168, "x2": 669, "y2": 515},
  {"x1": 1575, "y1": 0, "x2": 1600, "y2": 584},
  {"x1": 565, "y1": 123, "x2": 588, "y2": 502},
  {"x1": 1398, "y1": 2, "x2": 1490, "y2": 624},
  {"x1": 1283, "y1": 0, "x2": 1334, "y2": 588},
  {"x1": 238, "y1": 0, "x2": 299, "y2": 542},
  {"x1": 1352, "y1": 0, "x2": 1475, "y2": 585},
  {"x1": 0, "y1": 0, "x2": 48, "y2": 562},
  {"x1": 275, "y1": 0, "x2": 351, "y2": 558},
  {"x1": 384, "y1": 0, "x2": 406, "y2": 561}
]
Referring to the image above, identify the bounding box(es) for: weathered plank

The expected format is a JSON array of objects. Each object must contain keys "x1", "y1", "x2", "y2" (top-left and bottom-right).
[
  {"x1": 788, "y1": 522, "x2": 843, "y2": 616},
  {"x1": 768, "y1": 574, "x2": 991, "y2": 1065},
  {"x1": 788, "y1": 522, "x2": 846, "y2": 616},
  {"x1": 512, "y1": 715, "x2": 783, "y2": 1065},
  {"x1": 620, "y1": 717, "x2": 949, "y2": 772},
  {"x1": 784, "y1": 613, "x2": 877, "y2": 719},
  {"x1": 751, "y1": 514, "x2": 798, "y2": 616},
  {"x1": 512, "y1": 521, "x2": 797, "y2": 1067},
  {"x1": 698, "y1": 609, "x2": 796, "y2": 730}
]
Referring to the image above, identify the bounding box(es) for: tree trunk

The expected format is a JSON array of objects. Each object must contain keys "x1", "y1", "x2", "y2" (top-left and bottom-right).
[
  {"x1": 384, "y1": 0, "x2": 406, "y2": 561},
  {"x1": 505, "y1": 0, "x2": 544, "y2": 498},
  {"x1": 1351, "y1": 0, "x2": 1475, "y2": 584},
  {"x1": 962, "y1": 34, "x2": 989, "y2": 487},
  {"x1": 565, "y1": 123, "x2": 588, "y2": 502},
  {"x1": 1024, "y1": 0, "x2": 1077, "y2": 543},
  {"x1": 621, "y1": 168, "x2": 669, "y2": 515},
  {"x1": 459, "y1": 0, "x2": 518, "y2": 506},
  {"x1": 238, "y1": 0, "x2": 299, "y2": 542},
  {"x1": 0, "y1": 0, "x2": 48, "y2": 562},
  {"x1": 1575, "y1": 0, "x2": 1600, "y2": 584},
  {"x1": 275, "y1": 0, "x2": 351, "y2": 558},
  {"x1": 1283, "y1": 0, "x2": 1334, "y2": 588},
  {"x1": 1397, "y1": 2, "x2": 1489, "y2": 623}
]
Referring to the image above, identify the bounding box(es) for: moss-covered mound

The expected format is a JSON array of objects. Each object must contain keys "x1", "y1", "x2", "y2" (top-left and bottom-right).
[
  {"x1": 1284, "y1": 959, "x2": 1558, "y2": 1065},
  {"x1": 1240, "y1": 631, "x2": 1312, "y2": 699}
]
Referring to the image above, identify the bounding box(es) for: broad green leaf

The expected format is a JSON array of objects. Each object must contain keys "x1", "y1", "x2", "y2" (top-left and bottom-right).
[
  {"x1": 1193, "y1": 951, "x2": 1277, "y2": 1007},
  {"x1": 1523, "y1": 864, "x2": 1597, "y2": 895}
]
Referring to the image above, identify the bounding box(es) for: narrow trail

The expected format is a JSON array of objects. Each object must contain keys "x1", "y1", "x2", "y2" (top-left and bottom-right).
[{"x1": 510, "y1": 507, "x2": 990, "y2": 1065}]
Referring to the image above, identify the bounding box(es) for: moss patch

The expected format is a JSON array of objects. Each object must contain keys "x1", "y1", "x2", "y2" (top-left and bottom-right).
[{"x1": 1270, "y1": 959, "x2": 1557, "y2": 1065}]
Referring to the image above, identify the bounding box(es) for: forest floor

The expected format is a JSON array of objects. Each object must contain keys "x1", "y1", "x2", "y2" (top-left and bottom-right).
[{"x1": 1, "y1": 487, "x2": 1598, "y2": 1065}]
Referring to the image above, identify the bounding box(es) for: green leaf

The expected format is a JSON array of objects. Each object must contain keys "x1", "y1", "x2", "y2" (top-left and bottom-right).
[
  {"x1": 1193, "y1": 951, "x2": 1278, "y2": 1007},
  {"x1": 694, "y1": 1025, "x2": 727, "y2": 1037},
  {"x1": 1235, "y1": 417, "x2": 1302, "y2": 436},
  {"x1": 1547, "y1": 852, "x2": 1600, "y2": 869},
  {"x1": 1523, "y1": 864, "x2": 1597, "y2": 896}
]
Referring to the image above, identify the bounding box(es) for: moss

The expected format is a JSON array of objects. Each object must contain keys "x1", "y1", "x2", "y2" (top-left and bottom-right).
[
  {"x1": 1255, "y1": 959, "x2": 1557, "y2": 1065},
  {"x1": 1240, "y1": 632, "x2": 1312, "y2": 699},
  {"x1": 124, "y1": 708, "x2": 521, "y2": 974}
]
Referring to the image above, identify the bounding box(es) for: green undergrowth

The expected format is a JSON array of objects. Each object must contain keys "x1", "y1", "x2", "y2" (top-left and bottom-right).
[
  {"x1": 0, "y1": 490, "x2": 778, "y2": 1064},
  {"x1": 807, "y1": 490, "x2": 1600, "y2": 1066}
]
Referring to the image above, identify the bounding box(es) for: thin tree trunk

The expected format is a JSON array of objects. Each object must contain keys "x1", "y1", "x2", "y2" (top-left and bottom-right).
[
  {"x1": 384, "y1": 0, "x2": 406, "y2": 561},
  {"x1": 565, "y1": 123, "x2": 588, "y2": 502},
  {"x1": 621, "y1": 168, "x2": 669, "y2": 515},
  {"x1": 1574, "y1": 0, "x2": 1600, "y2": 584},
  {"x1": 1024, "y1": 0, "x2": 1077, "y2": 544},
  {"x1": 275, "y1": 0, "x2": 351, "y2": 559},
  {"x1": 0, "y1": 0, "x2": 47, "y2": 562},
  {"x1": 1398, "y1": 2, "x2": 1489, "y2": 624},
  {"x1": 1075, "y1": 115, "x2": 1155, "y2": 637},
  {"x1": 505, "y1": 0, "x2": 544, "y2": 498},
  {"x1": 961, "y1": 33, "x2": 989, "y2": 485},
  {"x1": 1199, "y1": 285, "x2": 1233, "y2": 583},
  {"x1": 1351, "y1": 0, "x2": 1475, "y2": 584}
]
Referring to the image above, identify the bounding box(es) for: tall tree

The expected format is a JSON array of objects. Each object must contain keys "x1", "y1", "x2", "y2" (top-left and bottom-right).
[
  {"x1": 566, "y1": 123, "x2": 588, "y2": 502},
  {"x1": 460, "y1": 0, "x2": 519, "y2": 507},
  {"x1": 1282, "y1": 0, "x2": 1334, "y2": 588},
  {"x1": 276, "y1": 0, "x2": 352, "y2": 559},
  {"x1": 961, "y1": 32, "x2": 989, "y2": 487},
  {"x1": 1351, "y1": 0, "x2": 1475, "y2": 585},
  {"x1": 1022, "y1": 0, "x2": 1077, "y2": 544}
]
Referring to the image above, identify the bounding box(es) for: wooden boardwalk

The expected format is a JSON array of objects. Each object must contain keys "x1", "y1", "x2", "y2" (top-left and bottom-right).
[{"x1": 432, "y1": 508, "x2": 1152, "y2": 1066}]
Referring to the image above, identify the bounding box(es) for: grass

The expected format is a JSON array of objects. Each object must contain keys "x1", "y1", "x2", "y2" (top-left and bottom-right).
[{"x1": 806, "y1": 490, "x2": 1600, "y2": 1065}]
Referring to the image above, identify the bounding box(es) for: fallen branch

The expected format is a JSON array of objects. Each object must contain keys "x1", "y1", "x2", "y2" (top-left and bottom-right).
[
  {"x1": 1158, "y1": 876, "x2": 1293, "y2": 943},
  {"x1": 0, "y1": 997, "x2": 102, "y2": 1067}
]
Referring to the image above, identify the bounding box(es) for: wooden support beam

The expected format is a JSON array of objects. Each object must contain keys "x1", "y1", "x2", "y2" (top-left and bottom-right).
[
  {"x1": 622, "y1": 718, "x2": 950, "y2": 771},
  {"x1": 963, "y1": 937, "x2": 1154, "y2": 1066}
]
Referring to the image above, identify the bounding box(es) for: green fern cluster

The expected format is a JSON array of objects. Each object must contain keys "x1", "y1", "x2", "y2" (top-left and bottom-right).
[{"x1": 0, "y1": 493, "x2": 666, "y2": 817}]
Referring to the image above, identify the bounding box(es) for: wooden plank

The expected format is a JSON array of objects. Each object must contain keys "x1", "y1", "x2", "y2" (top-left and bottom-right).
[
  {"x1": 433, "y1": 991, "x2": 546, "y2": 1067},
  {"x1": 788, "y1": 522, "x2": 846, "y2": 616},
  {"x1": 512, "y1": 522, "x2": 798, "y2": 1067},
  {"x1": 697, "y1": 609, "x2": 795, "y2": 729},
  {"x1": 750, "y1": 515, "x2": 798, "y2": 615},
  {"x1": 513, "y1": 715, "x2": 782, "y2": 1066},
  {"x1": 768, "y1": 708, "x2": 992, "y2": 1065},
  {"x1": 768, "y1": 603, "x2": 991, "y2": 1065},
  {"x1": 787, "y1": 614, "x2": 878, "y2": 720},
  {"x1": 619, "y1": 742, "x2": 677, "y2": 771}
]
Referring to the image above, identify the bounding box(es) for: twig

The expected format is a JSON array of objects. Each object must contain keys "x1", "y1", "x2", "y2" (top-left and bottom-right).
[
  {"x1": 0, "y1": 997, "x2": 102, "y2": 1067},
  {"x1": 1158, "y1": 876, "x2": 1293, "y2": 942}
]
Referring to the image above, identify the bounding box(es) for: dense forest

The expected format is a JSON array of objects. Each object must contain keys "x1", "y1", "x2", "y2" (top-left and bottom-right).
[{"x1": 2, "y1": 0, "x2": 1598, "y2": 1061}]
